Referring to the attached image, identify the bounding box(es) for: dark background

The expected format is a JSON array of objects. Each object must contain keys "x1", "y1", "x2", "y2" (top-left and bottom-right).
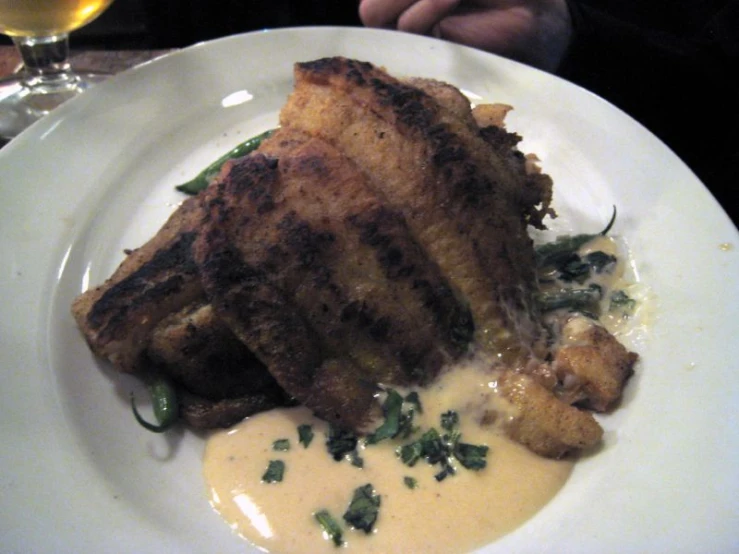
[{"x1": 58, "y1": 0, "x2": 363, "y2": 49}]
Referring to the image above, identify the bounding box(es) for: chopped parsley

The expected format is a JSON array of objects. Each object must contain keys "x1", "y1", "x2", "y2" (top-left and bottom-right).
[
  {"x1": 404, "y1": 391, "x2": 423, "y2": 413},
  {"x1": 349, "y1": 449, "x2": 365, "y2": 468},
  {"x1": 453, "y1": 442, "x2": 490, "y2": 470},
  {"x1": 298, "y1": 424, "x2": 314, "y2": 448},
  {"x1": 366, "y1": 389, "x2": 404, "y2": 444},
  {"x1": 535, "y1": 284, "x2": 603, "y2": 313},
  {"x1": 610, "y1": 289, "x2": 636, "y2": 313},
  {"x1": 261, "y1": 460, "x2": 285, "y2": 483},
  {"x1": 440, "y1": 410, "x2": 459, "y2": 432},
  {"x1": 434, "y1": 464, "x2": 456, "y2": 482},
  {"x1": 314, "y1": 509, "x2": 344, "y2": 546},
  {"x1": 281, "y1": 389, "x2": 491, "y2": 550},
  {"x1": 365, "y1": 388, "x2": 420, "y2": 446},
  {"x1": 554, "y1": 250, "x2": 617, "y2": 283},
  {"x1": 535, "y1": 205, "x2": 617, "y2": 269},
  {"x1": 396, "y1": 410, "x2": 488, "y2": 478},
  {"x1": 343, "y1": 484, "x2": 381, "y2": 533},
  {"x1": 398, "y1": 436, "x2": 424, "y2": 466},
  {"x1": 325, "y1": 425, "x2": 361, "y2": 463},
  {"x1": 584, "y1": 250, "x2": 617, "y2": 274}
]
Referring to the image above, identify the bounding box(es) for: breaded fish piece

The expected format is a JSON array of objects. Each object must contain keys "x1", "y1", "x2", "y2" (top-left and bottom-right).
[
  {"x1": 146, "y1": 301, "x2": 283, "y2": 401},
  {"x1": 71, "y1": 196, "x2": 205, "y2": 373},
  {"x1": 72, "y1": 195, "x2": 291, "y2": 427},
  {"x1": 179, "y1": 391, "x2": 293, "y2": 430},
  {"x1": 257, "y1": 130, "x2": 474, "y2": 375},
  {"x1": 279, "y1": 57, "x2": 552, "y2": 364},
  {"x1": 496, "y1": 372, "x2": 604, "y2": 458},
  {"x1": 403, "y1": 77, "x2": 479, "y2": 130},
  {"x1": 194, "y1": 129, "x2": 474, "y2": 429},
  {"x1": 553, "y1": 318, "x2": 638, "y2": 411}
]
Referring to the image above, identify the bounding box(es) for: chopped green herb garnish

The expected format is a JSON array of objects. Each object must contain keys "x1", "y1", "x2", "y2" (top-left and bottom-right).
[
  {"x1": 365, "y1": 388, "x2": 420, "y2": 444},
  {"x1": 434, "y1": 464, "x2": 456, "y2": 482},
  {"x1": 535, "y1": 284, "x2": 603, "y2": 313},
  {"x1": 396, "y1": 411, "x2": 489, "y2": 482},
  {"x1": 404, "y1": 391, "x2": 423, "y2": 413},
  {"x1": 453, "y1": 443, "x2": 489, "y2": 470},
  {"x1": 314, "y1": 509, "x2": 344, "y2": 546},
  {"x1": 326, "y1": 425, "x2": 359, "y2": 461},
  {"x1": 349, "y1": 450, "x2": 365, "y2": 468},
  {"x1": 555, "y1": 254, "x2": 590, "y2": 283},
  {"x1": 261, "y1": 460, "x2": 285, "y2": 483},
  {"x1": 403, "y1": 476, "x2": 418, "y2": 489},
  {"x1": 398, "y1": 439, "x2": 424, "y2": 466},
  {"x1": 399, "y1": 428, "x2": 450, "y2": 468},
  {"x1": 298, "y1": 424, "x2": 314, "y2": 448},
  {"x1": 610, "y1": 289, "x2": 636, "y2": 312},
  {"x1": 366, "y1": 389, "x2": 404, "y2": 444},
  {"x1": 418, "y1": 428, "x2": 446, "y2": 464},
  {"x1": 584, "y1": 251, "x2": 617, "y2": 273},
  {"x1": 558, "y1": 255, "x2": 592, "y2": 283},
  {"x1": 535, "y1": 206, "x2": 617, "y2": 268},
  {"x1": 440, "y1": 410, "x2": 459, "y2": 432},
  {"x1": 272, "y1": 439, "x2": 290, "y2": 451},
  {"x1": 343, "y1": 484, "x2": 381, "y2": 533}
]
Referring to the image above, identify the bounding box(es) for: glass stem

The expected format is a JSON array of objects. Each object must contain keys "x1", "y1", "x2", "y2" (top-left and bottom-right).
[{"x1": 12, "y1": 34, "x2": 79, "y2": 91}]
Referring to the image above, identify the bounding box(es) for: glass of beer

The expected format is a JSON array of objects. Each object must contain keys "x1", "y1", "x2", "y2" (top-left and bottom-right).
[{"x1": 0, "y1": 0, "x2": 116, "y2": 140}]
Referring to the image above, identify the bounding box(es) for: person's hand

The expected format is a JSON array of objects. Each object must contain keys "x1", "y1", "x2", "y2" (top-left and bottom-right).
[{"x1": 359, "y1": 0, "x2": 573, "y2": 72}]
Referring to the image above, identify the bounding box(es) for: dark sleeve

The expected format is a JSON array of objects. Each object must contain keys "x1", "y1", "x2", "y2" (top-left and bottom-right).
[{"x1": 557, "y1": 1, "x2": 739, "y2": 226}]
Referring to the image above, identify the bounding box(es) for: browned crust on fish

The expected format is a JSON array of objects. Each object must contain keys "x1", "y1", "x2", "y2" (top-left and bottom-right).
[
  {"x1": 194, "y1": 130, "x2": 475, "y2": 428},
  {"x1": 279, "y1": 57, "x2": 551, "y2": 363}
]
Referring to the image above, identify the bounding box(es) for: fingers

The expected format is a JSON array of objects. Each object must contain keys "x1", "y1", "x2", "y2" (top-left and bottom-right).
[
  {"x1": 397, "y1": 0, "x2": 462, "y2": 34},
  {"x1": 360, "y1": 0, "x2": 462, "y2": 35},
  {"x1": 359, "y1": 0, "x2": 417, "y2": 28},
  {"x1": 437, "y1": 3, "x2": 572, "y2": 71}
]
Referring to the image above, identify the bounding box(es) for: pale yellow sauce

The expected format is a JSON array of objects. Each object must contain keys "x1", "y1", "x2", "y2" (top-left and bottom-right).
[
  {"x1": 203, "y1": 362, "x2": 572, "y2": 554},
  {"x1": 202, "y1": 234, "x2": 652, "y2": 553}
]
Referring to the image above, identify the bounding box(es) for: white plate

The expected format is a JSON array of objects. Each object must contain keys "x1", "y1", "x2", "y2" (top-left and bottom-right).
[{"x1": 1, "y1": 27, "x2": 737, "y2": 554}]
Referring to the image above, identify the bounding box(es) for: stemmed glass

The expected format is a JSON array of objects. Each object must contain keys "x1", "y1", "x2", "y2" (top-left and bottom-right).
[{"x1": 0, "y1": 0, "x2": 116, "y2": 140}]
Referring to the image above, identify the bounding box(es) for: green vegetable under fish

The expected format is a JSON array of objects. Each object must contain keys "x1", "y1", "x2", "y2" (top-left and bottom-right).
[
  {"x1": 535, "y1": 206, "x2": 617, "y2": 268},
  {"x1": 131, "y1": 376, "x2": 179, "y2": 433},
  {"x1": 175, "y1": 129, "x2": 276, "y2": 195}
]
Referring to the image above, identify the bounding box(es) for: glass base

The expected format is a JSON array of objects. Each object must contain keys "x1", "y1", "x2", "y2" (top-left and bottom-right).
[{"x1": 0, "y1": 71, "x2": 108, "y2": 140}]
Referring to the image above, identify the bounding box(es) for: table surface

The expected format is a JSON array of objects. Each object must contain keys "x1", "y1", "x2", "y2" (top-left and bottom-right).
[{"x1": 0, "y1": 45, "x2": 171, "y2": 79}]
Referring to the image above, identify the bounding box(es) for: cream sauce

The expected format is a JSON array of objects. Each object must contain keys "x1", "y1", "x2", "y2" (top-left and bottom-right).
[
  {"x1": 540, "y1": 234, "x2": 651, "y2": 345},
  {"x1": 203, "y1": 362, "x2": 573, "y2": 554},
  {"x1": 202, "y1": 235, "x2": 651, "y2": 552}
]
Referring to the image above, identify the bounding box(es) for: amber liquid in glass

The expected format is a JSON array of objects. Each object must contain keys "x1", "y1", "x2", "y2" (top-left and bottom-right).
[{"x1": 0, "y1": 0, "x2": 115, "y2": 37}]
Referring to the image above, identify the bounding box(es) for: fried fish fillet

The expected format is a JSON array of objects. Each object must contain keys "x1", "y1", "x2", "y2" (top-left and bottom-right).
[
  {"x1": 496, "y1": 372, "x2": 604, "y2": 458},
  {"x1": 71, "y1": 195, "x2": 205, "y2": 373},
  {"x1": 553, "y1": 318, "x2": 638, "y2": 412},
  {"x1": 279, "y1": 57, "x2": 552, "y2": 364},
  {"x1": 71, "y1": 195, "x2": 290, "y2": 427},
  {"x1": 194, "y1": 129, "x2": 473, "y2": 429},
  {"x1": 146, "y1": 300, "x2": 289, "y2": 428},
  {"x1": 72, "y1": 57, "x2": 636, "y2": 458}
]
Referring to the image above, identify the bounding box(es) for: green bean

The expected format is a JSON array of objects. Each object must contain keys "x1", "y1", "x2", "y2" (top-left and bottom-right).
[
  {"x1": 131, "y1": 376, "x2": 179, "y2": 433},
  {"x1": 175, "y1": 128, "x2": 276, "y2": 195},
  {"x1": 535, "y1": 285, "x2": 603, "y2": 313},
  {"x1": 535, "y1": 206, "x2": 617, "y2": 268}
]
